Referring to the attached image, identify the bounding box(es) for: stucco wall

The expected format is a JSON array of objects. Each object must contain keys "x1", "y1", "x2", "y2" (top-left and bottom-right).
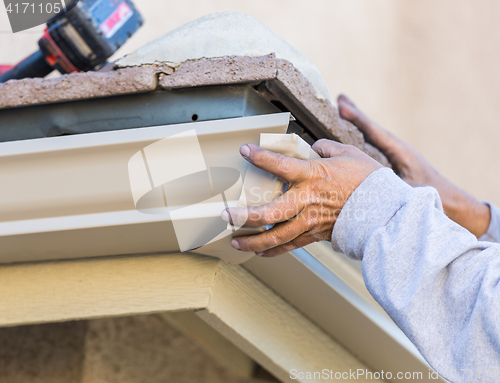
[
  {"x1": 0, "y1": 314, "x2": 269, "y2": 383},
  {"x1": 1, "y1": 0, "x2": 498, "y2": 204}
]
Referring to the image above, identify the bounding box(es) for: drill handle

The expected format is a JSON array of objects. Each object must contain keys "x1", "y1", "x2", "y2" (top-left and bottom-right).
[{"x1": 0, "y1": 50, "x2": 53, "y2": 83}]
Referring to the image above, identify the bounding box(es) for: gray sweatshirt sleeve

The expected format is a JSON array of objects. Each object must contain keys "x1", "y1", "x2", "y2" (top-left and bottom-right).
[
  {"x1": 331, "y1": 168, "x2": 500, "y2": 382},
  {"x1": 479, "y1": 203, "x2": 500, "y2": 243}
]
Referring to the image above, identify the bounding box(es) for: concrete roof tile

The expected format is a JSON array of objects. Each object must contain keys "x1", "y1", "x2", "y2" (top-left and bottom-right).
[{"x1": 0, "y1": 54, "x2": 389, "y2": 166}]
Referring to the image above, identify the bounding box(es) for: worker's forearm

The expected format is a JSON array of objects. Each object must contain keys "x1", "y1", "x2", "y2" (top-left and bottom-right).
[
  {"x1": 332, "y1": 168, "x2": 500, "y2": 382},
  {"x1": 441, "y1": 186, "x2": 491, "y2": 238}
]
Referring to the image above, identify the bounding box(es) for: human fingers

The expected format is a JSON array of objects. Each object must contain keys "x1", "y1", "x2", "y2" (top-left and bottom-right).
[
  {"x1": 229, "y1": 211, "x2": 314, "y2": 252},
  {"x1": 222, "y1": 188, "x2": 307, "y2": 227},
  {"x1": 240, "y1": 144, "x2": 311, "y2": 183},
  {"x1": 311, "y1": 138, "x2": 351, "y2": 158},
  {"x1": 337, "y1": 94, "x2": 402, "y2": 154},
  {"x1": 257, "y1": 230, "x2": 328, "y2": 258}
]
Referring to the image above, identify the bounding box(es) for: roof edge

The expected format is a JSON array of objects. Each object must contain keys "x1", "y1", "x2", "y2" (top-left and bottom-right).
[{"x1": 0, "y1": 54, "x2": 389, "y2": 166}]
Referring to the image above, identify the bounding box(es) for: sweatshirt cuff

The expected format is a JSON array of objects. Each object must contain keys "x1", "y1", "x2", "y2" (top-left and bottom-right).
[
  {"x1": 479, "y1": 202, "x2": 500, "y2": 243},
  {"x1": 331, "y1": 167, "x2": 413, "y2": 260}
]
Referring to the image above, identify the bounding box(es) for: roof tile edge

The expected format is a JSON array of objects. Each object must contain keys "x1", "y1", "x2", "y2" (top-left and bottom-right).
[
  {"x1": 0, "y1": 54, "x2": 389, "y2": 166},
  {"x1": 0, "y1": 66, "x2": 163, "y2": 109},
  {"x1": 158, "y1": 54, "x2": 278, "y2": 90}
]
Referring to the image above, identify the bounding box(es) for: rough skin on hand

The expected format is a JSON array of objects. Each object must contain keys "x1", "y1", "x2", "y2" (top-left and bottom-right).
[{"x1": 222, "y1": 140, "x2": 382, "y2": 257}]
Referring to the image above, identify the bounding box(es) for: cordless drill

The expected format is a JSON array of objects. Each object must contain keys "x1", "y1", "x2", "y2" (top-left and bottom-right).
[{"x1": 0, "y1": 0, "x2": 143, "y2": 83}]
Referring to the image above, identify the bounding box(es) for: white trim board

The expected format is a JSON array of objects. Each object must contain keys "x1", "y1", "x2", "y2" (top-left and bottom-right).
[
  {"x1": 0, "y1": 252, "x2": 380, "y2": 383},
  {"x1": 244, "y1": 247, "x2": 444, "y2": 381}
]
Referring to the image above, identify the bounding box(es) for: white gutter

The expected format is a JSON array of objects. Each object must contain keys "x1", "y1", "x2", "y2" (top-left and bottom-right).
[{"x1": 0, "y1": 113, "x2": 290, "y2": 264}]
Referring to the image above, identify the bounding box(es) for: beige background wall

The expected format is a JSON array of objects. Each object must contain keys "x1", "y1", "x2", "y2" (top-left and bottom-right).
[{"x1": 1, "y1": 0, "x2": 500, "y2": 203}]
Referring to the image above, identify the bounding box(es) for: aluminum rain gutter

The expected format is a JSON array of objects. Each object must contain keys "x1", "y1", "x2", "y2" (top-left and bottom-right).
[{"x1": 0, "y1": 113, "x2": 290, "y2": 263}]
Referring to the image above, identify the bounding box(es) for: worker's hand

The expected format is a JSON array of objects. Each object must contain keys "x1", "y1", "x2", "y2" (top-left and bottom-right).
[
  {"x1": 221, "y1": 141, "x2": 382, "y2": 257},
  {"x1": 337, "y1": 94, "x2": 491, "y2": 238}
]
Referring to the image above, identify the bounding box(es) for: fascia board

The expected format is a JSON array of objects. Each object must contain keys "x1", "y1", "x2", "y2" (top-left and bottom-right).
[
  {"x1": 0, "y1": 253, "x2": 221, "y2": 327},
  {"x1": 198, "y1": 262, "x2": 378, "y2": 383},
  {"x1": 0, "y1": 112, "x2": 288, "y2": 156}
]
